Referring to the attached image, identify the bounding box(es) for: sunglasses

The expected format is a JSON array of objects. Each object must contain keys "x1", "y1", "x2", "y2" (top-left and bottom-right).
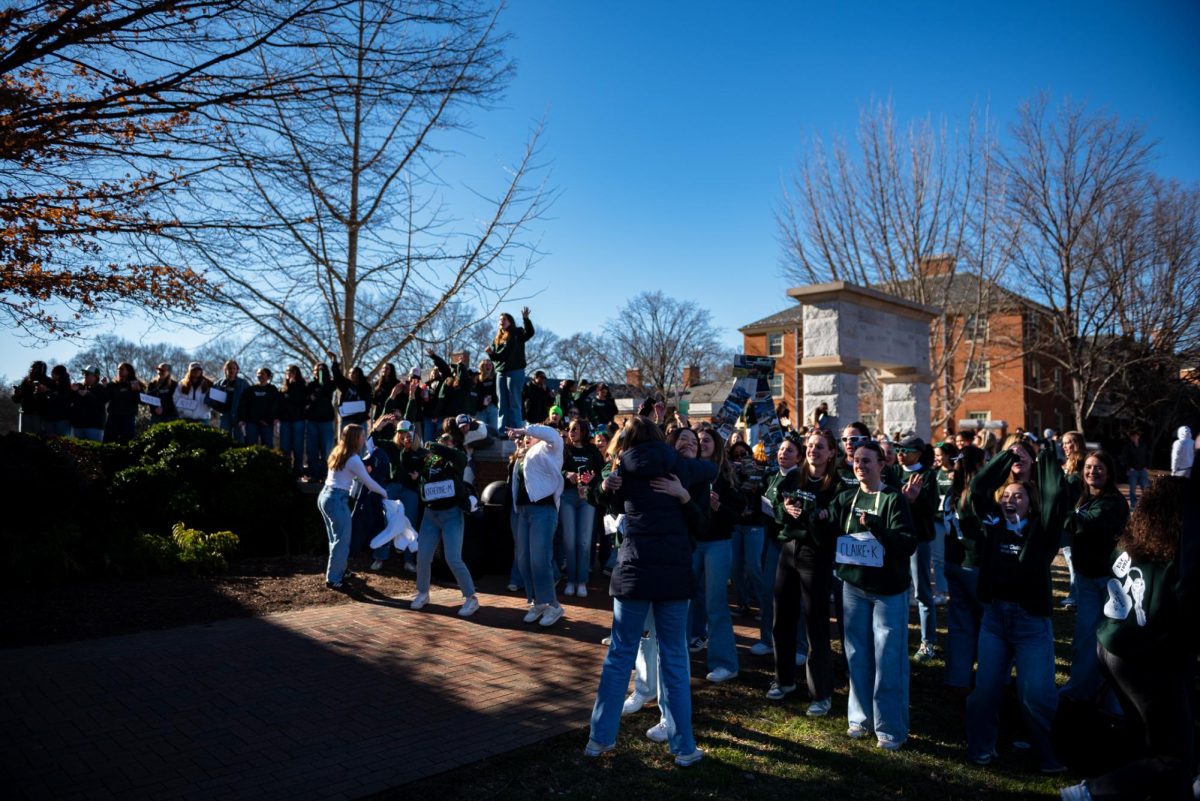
[{"x1": 841, "y1": 435, "x2": 869, "y2": 444}]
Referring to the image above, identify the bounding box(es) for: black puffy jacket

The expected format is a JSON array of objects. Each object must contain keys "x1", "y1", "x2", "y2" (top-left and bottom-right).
[{"x1": 604, "y1": 440, "x2": 717, "y2": 601}]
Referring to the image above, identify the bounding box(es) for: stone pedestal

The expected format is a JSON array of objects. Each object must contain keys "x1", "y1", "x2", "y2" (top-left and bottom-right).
[
  {"x1": 880, "y1": 375, "x2": 932, "y2": 441},
  {"x1": 801, "y1": 370, "x2": 860, "y2": 435},
  {"x1": 788, "y1": 282, "x2": 939, "y2": 440}
]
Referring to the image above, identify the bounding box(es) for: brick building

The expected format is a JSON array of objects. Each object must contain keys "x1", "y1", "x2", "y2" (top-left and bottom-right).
[{"x1": 740, "y1": 269, "x2": 1076, "y2": 437}]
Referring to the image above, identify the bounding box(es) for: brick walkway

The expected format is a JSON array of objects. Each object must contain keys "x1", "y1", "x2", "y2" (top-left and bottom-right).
[{"x1": 0, "y1": 578, "x2": 764, "y2": 801}]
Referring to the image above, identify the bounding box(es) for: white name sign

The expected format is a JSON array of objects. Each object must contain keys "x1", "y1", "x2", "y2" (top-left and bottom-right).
[
  {"x1": 423, "y1": 479, "x2": 455, "y2": 502},
  {"x1": 835, "y1": 533, "x2": 884, "y2": 567}
]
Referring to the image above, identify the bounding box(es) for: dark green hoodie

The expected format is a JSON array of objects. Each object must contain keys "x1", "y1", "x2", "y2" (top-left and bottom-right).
[{"x1": 830, "y1": 485, "x2": 917, "y2": 595}]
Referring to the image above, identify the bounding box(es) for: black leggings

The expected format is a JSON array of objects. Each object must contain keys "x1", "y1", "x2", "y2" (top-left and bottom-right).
[
  {"x1": 773, "y1": 540, "x2": 833, "y2": 700},
  {"x1": 1086, "y1": 645, "x2": 1194, "y2": 801}
]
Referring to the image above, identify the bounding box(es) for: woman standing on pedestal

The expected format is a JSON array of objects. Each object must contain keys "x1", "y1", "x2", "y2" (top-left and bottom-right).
[{"x1": 486, "y1": 307, "x2": 534, "y2": 432}]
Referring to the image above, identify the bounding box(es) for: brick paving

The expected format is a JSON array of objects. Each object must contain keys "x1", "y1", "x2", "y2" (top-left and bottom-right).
[{"x1": 0, "y1": 576, "x2": 767, "y2": 800}]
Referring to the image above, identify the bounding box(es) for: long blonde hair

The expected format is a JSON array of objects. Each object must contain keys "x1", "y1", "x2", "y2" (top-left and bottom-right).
[
  {"x1": 328, "y1": 425, "x2": 365, "y2": 472},
  {"x1": 1062, "y1": 431, "x2": 1086, "y2": 475}
]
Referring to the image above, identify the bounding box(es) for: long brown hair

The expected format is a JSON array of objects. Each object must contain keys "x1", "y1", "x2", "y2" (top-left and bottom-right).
[
  {"x1": 803, "y1": 429, "x2": 838, "y2": 494},
  {"x1": 695, "y1": 423, "x2": 734, "y2": 485},
  {"x1": 615, "y1": 414, "x2": 664, "y2": 456},
  {"x1": 492, "y1": 313, "x2": 516, "y2": 347},
  {"x1": 1077, "y1": 449, "x2": 1120, "y2": 507},
  {"x1": 1118, "y1": 476, "x2": 1183, "y2": 562},
  {"x1": 328, "y1": 424, "x2": 365, "y2": 472}
]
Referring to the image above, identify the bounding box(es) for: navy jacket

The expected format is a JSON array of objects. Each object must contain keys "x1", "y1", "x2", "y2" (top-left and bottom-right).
[{"x1": 605, "y1": 441, "x2": 718, "y2": 601}]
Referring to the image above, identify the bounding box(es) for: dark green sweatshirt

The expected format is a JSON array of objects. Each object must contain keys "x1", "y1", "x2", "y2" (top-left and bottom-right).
[
  {"x1": 773, "y1": 470, "x2": 840, "y2": 557},
  {"x1": 830, "y1": 485, "x2": 917, "y2": 595},
  {"x1": 488, "y1": 316, "x2": 535, "y2": 373},
  {"x1": 969, "y1": 449, "x2": 1067, "y2": 617},
  {"x1": 1066, "y1": 492, "x2": 1130, "y2": 579},
  {"x1": 899, "y1": 463, "x2": 938, "y2": 542}
]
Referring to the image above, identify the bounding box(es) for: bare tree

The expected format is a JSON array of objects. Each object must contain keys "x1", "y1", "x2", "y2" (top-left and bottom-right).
[
  {"x1": 553, "y1": 331, "x2": 618, "y2": 385},
  {"x1": 777, "y1": 100, "x2": 1015, "y2": 427},
  {"x1": 1001, "y1": 97, "x2": 1163, "y2": 430},
  {"x1": 601, "y1": 292, "x2": 722, "y2": 400},
  {"x1": 159, "y1": 0, "x2": 548, "y2": 377},
  {"x1": 0, "y1": 0, "x2": 342, "y2": 334}
]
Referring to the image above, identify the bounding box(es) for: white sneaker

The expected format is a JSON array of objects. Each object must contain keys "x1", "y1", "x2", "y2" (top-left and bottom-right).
[
  {"x1": 806, "y1": 698, "x2": 832, "y2": 717},
  {"x1": 506, "y1": 583, "x2": 520, "y2": 592},
  {"x1": 706, "y1": 667, "x2": 738, "y2": 683},
  {"x1": 674, "y1": 748, "x2": 705, "y2": 767},
  {"x1": 404, "y1": 562, "x2": 417, "y2": 573},
  {"x1": 410, "y1": 591, "x2": 429, "y2": 610},
  {"x1": 601, "y1": 636, "x2": 612, "y2": 646},
  {"x1": 369, "y1": 559, "x2": 384, "y2": 571},
  {"x1": 458, "y1": 596, "x2": 480, "y2": 617},
  {"x1": 749, "y1": 641, "x2": 774, "y2": 656},
  {"x1": 795, "y1": 652, "x2": 807, "y2": 666},
  {"x1": 645, "y1": 721, "x2": 669, "y2": 743},
  {"x1": 523, "y1": 603, "x2": 548, "y2": 623},
  {"x1": 622, "y1": 692, "x2": 653, "y2": 715},
  {"x1": 576, "y1": 585, "x2": 588, "y2": 598},
  {"x1": 538, "y1": 605, "x2": 565, "y2": 626},
  {"x1": 564, "y1": 582, "x2": 576, "y2": 597}
]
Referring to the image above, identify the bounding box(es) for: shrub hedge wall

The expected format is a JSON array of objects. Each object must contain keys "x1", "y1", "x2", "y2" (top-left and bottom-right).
[{"x1": 1, "y1": 422, "x2": 326, "y2": 584}]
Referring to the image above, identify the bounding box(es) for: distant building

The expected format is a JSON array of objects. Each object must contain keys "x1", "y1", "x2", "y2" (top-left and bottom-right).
[{"x1": 740, "y1": 265, "x2": 1076, "y2": 437}]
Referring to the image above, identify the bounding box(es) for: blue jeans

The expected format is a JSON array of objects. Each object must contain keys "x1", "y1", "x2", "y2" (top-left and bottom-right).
[
  {"x1": 910, "y1": 540, "x2": 937, "y2": 645},
  {"x1": 560, "y1": 491, "x2": 595, "y2": 585},
  {"x1": 1062, "y1": 575, "x2": 1110, "y2": 701},
  {"x1": 931, "y1": 519, "x2": 948, "y2": 594},
  {"x1": 759, "y1": 536, "x2": 781, "y2": 644},
  {"x1": 219, "y1": 412, "x2": 243, "y2": 442},
  {"x1": 18, "y1": 411, "x2": 42, "y2": 434},
  {"x1": 318, "y1": 487, "x2": 352, "y2": 583},
  {"x1": 731, "y1": 524, "x2": 764, "y2": 609},
  {"x1": 477, "y1": 403, "x2": 499, "y2": 435},
  {"x1": 508, "y1": 510, "x2": 524, "y2": 589},
  {"x1": 73, "y1": 427, "x2": 103, "y2": 442},
  {"x1": 416, "y1": 506, "x2": 475, "y2": 598},
  {"x1": 498, "y1": 368, "x2": 525, "y2": 430},
  {"x1": 943, "y1": 562, "x2": 982, "y2": 688},
  {"x1": 515, "y1": 503, "x2": 559, "y2": 606},
  {"x1": 688, "y1": 539, "x2": 738, "y2": 674},
  {"x1": 305, "y1": 420, "x2": 334, "y2": 480},
  {"x1": 45, "y1": 419, "x2": 71, "y2": 437},
  {"x1": 422, "y1": 418, "x2": 439, "y2": 446},
  {"x1": 1127, "y1": 468, "x2": 1150, "y2": 507},
  {"x1": 843, "y1": 582, "x2": 910, "y2": 745},
  {"x1": 589, "y1": 598, "x2": 696, "y2": 755},
  {"x1": 966, "y1": 601, "x2": 1059, "y2": 769},
  {"x1": 279, "y1": 420, "x2": 305, "y2": 476},
  {"x1": 244, "y1": 420, "x2": 274, "y2": 448}
]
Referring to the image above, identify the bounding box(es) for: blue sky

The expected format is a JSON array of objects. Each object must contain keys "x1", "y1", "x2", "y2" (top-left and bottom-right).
[{"x1": 4, "y1": 0, "x2": 1199, "y2": 379}]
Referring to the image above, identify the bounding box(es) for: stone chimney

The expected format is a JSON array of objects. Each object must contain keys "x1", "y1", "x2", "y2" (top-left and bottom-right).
[
  {"x1": 625, "y1": 368, "x2": 642, "y2": 387},
  {"x1": 917, "y1": 254, "x2": 955, "y2": 276},
  {"x1": 683, "y1": 364, "x2": 700, "y2": 388}
]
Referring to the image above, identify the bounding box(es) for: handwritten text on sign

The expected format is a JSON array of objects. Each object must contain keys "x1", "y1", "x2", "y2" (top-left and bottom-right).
[{"x1": 835, "y1": 533, "x2": 884, "y2": 567}]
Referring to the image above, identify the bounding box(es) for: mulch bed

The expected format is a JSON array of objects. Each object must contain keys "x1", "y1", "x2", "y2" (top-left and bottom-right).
[{"x1": 0, "y1": 556, "x2": 417, "y2": 648}]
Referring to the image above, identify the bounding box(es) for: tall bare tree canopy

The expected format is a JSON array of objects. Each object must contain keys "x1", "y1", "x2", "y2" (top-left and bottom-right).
[
  {"x1": 601, "y1": 292, "x2": 722, "y2": 400},
  {"x1": 0, "y1": 0, "x2": 338, "y2": 334},
  {"x1": 1002, "y1": 97, "x2": 1200, "y2": 429},
  {"x1": 159, "y1": 0, "x2": 548, "y2": 376},
  {"x1": 777, "y1": 101, "x2": 1012, "y2": 425}
]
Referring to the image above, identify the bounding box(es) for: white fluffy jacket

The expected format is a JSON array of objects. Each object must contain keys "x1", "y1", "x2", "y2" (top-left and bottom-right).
[
  {"x1": 514, "y1": 424, "x2": 565, "y2": 508},
  {"x1": 1171, "y1": 426, "x2": 1194, "y2": 475}
]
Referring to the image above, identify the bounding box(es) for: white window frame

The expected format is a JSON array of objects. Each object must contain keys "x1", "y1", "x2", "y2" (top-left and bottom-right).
[
  {"x1": 767, "y1": 332, "x2": 784, "y2": 357},
  {"x1": 964, "y1": 313, "x2": 988, "y2": 342},
  {"x1": 965, "y1": 359, "x2": 990, "y2": 393},
  {"x1": 967, "y1": 411, "x2": 990, "y2": 422},
  {"x1": 769, "y1": 373, "x2": 783, "y2": 398}
]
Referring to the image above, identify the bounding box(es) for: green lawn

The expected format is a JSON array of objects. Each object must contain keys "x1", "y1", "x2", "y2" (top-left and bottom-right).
[{"x1": 382, "y1": 564, "x2": 1097, "y2": 800}]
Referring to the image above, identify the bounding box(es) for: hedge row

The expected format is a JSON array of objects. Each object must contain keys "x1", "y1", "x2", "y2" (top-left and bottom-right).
[{"x1": 1, "y1": 422, "x2": 326, "y2": 584}]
